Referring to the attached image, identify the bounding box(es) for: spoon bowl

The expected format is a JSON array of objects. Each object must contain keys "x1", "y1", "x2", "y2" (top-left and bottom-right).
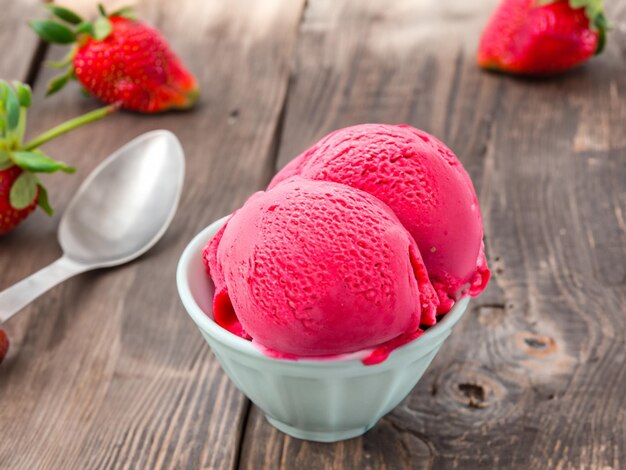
[
  {"x1": 59, "y1": 130, "x2": 184, "y2": 267},
  {"x1": 0, "y1": 130, "x2": 185, "y2": 323}
]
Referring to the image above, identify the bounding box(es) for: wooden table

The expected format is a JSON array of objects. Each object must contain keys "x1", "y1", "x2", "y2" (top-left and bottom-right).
[{"x1": 1, "y1": 0, "x2": 625, "y2": 468}]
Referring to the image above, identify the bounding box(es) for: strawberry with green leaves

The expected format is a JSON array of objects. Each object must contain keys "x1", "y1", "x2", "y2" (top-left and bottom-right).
[
  {"x1": 477, "y1": 0, "x2": 608, "y2": 75},
  {"x1": 0, "y1": 80, "x2": 116, "y2": 235},
  {"x1": 1, "y1": 81, "x2": 114, "y2": 364},
  {"x1": 30, "y1": 4, "x2": 199, "y2": 113}
]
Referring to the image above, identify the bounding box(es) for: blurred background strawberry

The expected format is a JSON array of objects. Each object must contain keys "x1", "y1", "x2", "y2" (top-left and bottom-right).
[
  {"x1": 30, "y1": 4, "x2": 199, "y2": 112},
  {"x1": 477, "y1": 0, "x2": 607, "y2": 75}
]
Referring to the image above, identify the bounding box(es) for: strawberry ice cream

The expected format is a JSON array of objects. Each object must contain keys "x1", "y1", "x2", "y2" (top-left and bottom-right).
[
  {"x1": 204, "y1": 178, "x2": 439, "y2": 361},
  {"x1": 270, "y1": 124, "x2": 490, "y2": 313}
]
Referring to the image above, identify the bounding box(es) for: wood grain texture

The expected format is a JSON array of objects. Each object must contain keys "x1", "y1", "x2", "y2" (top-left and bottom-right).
[
  {"x1": 0, "y1": 0, "x2": 305, "y2": 468},
  {"x1": 2, "y1": 0, "x2": 625, "y2": 468},
  {"x1": 240, "y1": 0, "x2": 626, "y2": 468},
  {"x1": 0, "y1": 0, "x2": 42, "y2": 81}
]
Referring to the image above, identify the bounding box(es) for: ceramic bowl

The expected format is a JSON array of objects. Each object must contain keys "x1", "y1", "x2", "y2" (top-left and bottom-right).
[{"x1": 177, "y1": 216, "x2": 469, "y2": 442}]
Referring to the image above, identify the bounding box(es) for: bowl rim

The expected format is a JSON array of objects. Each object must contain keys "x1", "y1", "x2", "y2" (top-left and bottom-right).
[{"x1": 176, "y1": 216, "x2": 470, "y2": 368}]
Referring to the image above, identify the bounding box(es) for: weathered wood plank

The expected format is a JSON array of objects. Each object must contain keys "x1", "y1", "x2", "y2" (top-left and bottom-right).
[
  {"x1": 0, "y1": 1, "x2": 305, "y2": 469},
  {"x1": 241, "y1": 0, "x2": 626, "y2": 468},
  {"x1": 0, "y1": 0, "x2": 42, "y2": 81}
]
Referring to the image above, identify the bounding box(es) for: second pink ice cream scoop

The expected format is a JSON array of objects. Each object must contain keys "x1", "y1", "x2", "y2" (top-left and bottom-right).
[{"x1": 270, "y1": 124, "x2": 490, "y2": 314}]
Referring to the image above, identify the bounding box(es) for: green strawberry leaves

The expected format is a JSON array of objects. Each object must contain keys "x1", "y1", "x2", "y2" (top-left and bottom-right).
[
  {"x1": 37, "y1": 184, "x2": 53, "y2": 215},
  {"x1": 569, "y1": 0, "x2": 602, "y2": 17},
  {"x1": 13, "y1": 82, "x2": 32, "y2": 107},
  {"x1": 47, "y1": 71, "x2": 73, "y2": 96},
  {"x1": 29, "y1": 4, "x2": 137, "y2": 44},
  {"x1": 30, "y1": 3, "x2": 130, "y2": 45},
  {"x1": 0, "y1": 151, "x2": 13, "y2": 171},
  {"x1": 592, "y1": 11, "x2": 608, "y2": 54},
  {"x1": 29, "y1": 20, "x2": 76, "y2": 44},
  {"x1": 9, "y1": 171, "x2": 54, "y2": 215},
  {"x1": 11, "y1": 151, "x2": 75, "y2": 174},
  {"x1": 93, "y1": 16, "x2": 113, "y2": 41},
  {"x1": 75, "y1": 21, "x2": 95, "y2": 37},
  {"x1": 4, "y1": 84, "x2": 21, "y2": 130},
  {"x1": 0, "y1": 80, "x2": 28, "y2": 146},
  {"x1": 46, "y1": 5, "x2": 84, "y2": 25},
  {"x1": 10, "y1": 171, "x2": 38, "y2": 209}
]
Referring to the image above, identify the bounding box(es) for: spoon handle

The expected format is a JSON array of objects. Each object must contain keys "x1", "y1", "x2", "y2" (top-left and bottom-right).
[{"x1": 0, "y1": 256, "x2": 87, "y2": 324}]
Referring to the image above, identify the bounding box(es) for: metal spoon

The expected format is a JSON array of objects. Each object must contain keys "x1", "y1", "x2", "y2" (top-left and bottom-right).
[{"x1": 0, "y1": 130, "x2": 185, "y2": 323}]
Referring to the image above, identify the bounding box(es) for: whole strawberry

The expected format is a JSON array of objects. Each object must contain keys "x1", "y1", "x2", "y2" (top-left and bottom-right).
[
  {"x1": 1, "y1": 81, "x2": 114, "y2": 363},
  {"x1": 30, "y1": 4, "x2": 199, "y2": 113},
  {"x1": 0, "y1": 80, "x2": 116, "y2": 235},
  {"x1": 477, "y1": 0, "x2": 607, "y2": 75}
]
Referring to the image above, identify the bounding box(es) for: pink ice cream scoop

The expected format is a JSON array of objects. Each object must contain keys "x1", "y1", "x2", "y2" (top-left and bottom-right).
[
  {"x1": 204, "y1": 178, "x2": 439, "y2": 361},
  {"x1": 270, "y1": 124, "x2": 490, "y2": 314}
]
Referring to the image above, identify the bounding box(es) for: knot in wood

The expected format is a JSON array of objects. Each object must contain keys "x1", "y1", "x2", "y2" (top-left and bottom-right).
[{"x1": 516, "y1": 332, "x2": 557, "y2": 358}]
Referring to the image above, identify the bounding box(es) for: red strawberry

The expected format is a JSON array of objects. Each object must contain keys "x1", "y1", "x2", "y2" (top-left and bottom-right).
[
  {"x1": 30, "y1": 5, "x2": 199, "y2": 113},
  {"x1": 477, "y1": 0, "x2": 607, "y2": 75},
  {"x1": 0, "y1": 80, "x2": 116, "y2": 235},
  {"x1": 0, "y1": 166, "x2": 38, "y2": 235},
  {"x1": 0, "y1": 329, "x2": 8, "y2": 364}
]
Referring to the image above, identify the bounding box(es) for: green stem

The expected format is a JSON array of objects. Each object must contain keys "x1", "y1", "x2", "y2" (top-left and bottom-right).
[
  {"x1": 14, "y1": 107, "x2": 27, "y2": 146},
  {"x1": 22, "y1": 102, "x2": 119, "y2": 150}
]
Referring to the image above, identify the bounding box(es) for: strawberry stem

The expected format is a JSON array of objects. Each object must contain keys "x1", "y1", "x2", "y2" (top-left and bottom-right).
[
  {"x1": 22, "y1": 103, "x2": 119, "y2": 150},
  {"x1": 15, "y1": 107, "x2": 27, "y2": 144}
]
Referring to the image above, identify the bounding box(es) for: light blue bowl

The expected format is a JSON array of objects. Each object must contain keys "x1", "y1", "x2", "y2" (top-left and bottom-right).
[{"x1": 177, "y1": 217, "x2": 469, "y2": 442}]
